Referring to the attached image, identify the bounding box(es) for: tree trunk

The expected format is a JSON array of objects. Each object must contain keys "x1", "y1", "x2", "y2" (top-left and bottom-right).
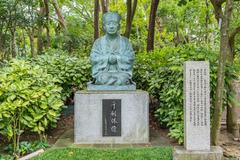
[
  {"x1": 211, "y1": 0, "x2": 233, "y2": 145},
  {"x1": 147, "y1": 0, "x2": 160, "y2": 52},
  {"x1": 37, "y1": 27, "x2": 43, "y2": 55},
  {"x1": 0, "y1": 32, "x2": 3, "y2": 54},
  {"x1": 227, "y1": 86, "x2": 240, "y2": 139},
  {"x1": 205, "y1": 0, "x2": 209, "y2": 43},
  {"x1": 229, "y1": 26, "x2": 240, "y2": 60},
  {"x1": 226, "y1": 27, "x2": 240, "y2": 139},
  {"x1": 44, "y1": 0, "x2": 51, "y2": 48},
  {"x1": 11, "y1": 30, "x2": 17, "y2": 58},
  {"x1": 94, "y1": 0, "x2": 100, "y2": 41},
  {"x1": 37, "y1": 0, "x2": 45, "y2": 54},
  {"x1": 28, "y1": 28, "x2": 35, "y2": 57},
  {"x1": 124, "y1": 0, "x2": 132, "y2": 38},
  {"x1": 52, "y1": 0, "x2": 66, "y2": 29},
  {"x1": 100, "y1": 0, "x2": 109, "y2": 13},
  {"x1": 124, "y1": 0, "x2": 137, "y2": 38},
  {"x1": 131, "y1": 0, "x2": 137, "y2": 23}
]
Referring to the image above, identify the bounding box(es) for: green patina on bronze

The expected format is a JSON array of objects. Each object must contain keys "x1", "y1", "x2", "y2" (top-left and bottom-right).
[{"x1": 90, "y1": 12, "x2": 135, "y2": 86}]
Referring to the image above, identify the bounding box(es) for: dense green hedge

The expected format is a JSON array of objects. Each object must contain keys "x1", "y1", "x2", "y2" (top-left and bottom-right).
[{"x1": 32, "y1": 49, "x2": 91, "y2": 100}]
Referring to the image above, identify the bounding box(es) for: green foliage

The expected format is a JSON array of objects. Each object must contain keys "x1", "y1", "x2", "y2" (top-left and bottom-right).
[
  {"x1": 134, "y1": 45, "x2": 238, "y2": 144},
  {"x1": 0, "y1": 155, "x2": 14, "y2": 160},
  {"x1": 32, "y1": 49, "x2": 91, "y2": 100},
  {"x1": 53, "y1": 16, "x2": 93, "y2": 55},
  {"x1": 4, "y1": 140, "x2": 49, "y2": 156},
  {"x1": 134, "y1": 47, "x2": 179, "y2": 90},
  {"x1": 32, "y1": 147, "x2": 172, "y2": 160},
  {"x1": 0, "y1": 59, "x2": 63, "y2": 155}
]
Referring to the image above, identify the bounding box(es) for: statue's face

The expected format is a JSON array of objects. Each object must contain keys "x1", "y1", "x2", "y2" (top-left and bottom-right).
[{"x1": 104, "y1": 18, "x2": 120, "y2": 35}]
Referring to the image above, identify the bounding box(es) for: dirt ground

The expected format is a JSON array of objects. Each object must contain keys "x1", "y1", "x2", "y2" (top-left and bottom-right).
[{"x1": 219, "y1": 126, "x2": 240, "y2": 159}]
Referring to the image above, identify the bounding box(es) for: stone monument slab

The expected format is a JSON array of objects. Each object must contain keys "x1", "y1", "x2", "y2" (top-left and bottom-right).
[
  {"x1": 74, "y1": 90, "x2": 149, "y2": 144},
  {"x1": 184, "y1": 61, "x2": 210, "y2": 151},
  {"x1": 174, "y1": 61, "x2": 223, "y2": 160}
]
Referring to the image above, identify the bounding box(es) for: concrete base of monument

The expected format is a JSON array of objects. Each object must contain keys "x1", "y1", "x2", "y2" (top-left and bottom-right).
[
  {"x1": 173, "y1": 146, "x2": 223, "y2": 160},
  {"x1": 87, "y1": 82, "x2": 136, "y2": 91},
  {"x1": 74, "y1": 90, "x2": 149, "y2": 144}
]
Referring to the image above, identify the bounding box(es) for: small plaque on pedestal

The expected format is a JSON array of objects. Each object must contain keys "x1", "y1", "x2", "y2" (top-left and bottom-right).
[{"x1": 102, "y1": 99, "x2": 121, "y2": 136}]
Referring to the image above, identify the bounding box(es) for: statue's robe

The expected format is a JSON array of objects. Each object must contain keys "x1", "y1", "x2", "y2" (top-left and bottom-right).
[{"x1": 90, "y1": 35, "x2": 134, "y2": 85}]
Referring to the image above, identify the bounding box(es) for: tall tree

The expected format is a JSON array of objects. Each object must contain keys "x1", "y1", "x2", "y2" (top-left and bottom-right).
[
  {"x1": 124, "y1": 0, "x2": 138, "y2": 38},
  {"x1": 205, "y1": 0, "x2": 210, "y2": 43},
  {"x1": 210, "y1": 0, "x2": 233, "y2": 145},
  {"x1": 5, "y1": 0, "x2": 20, "y2": 58},
  {"x1": 37, "y1": 0, "x2": 45, "y2": 54},
  {"x1": 210, "y1": 0, "x2": 240, "y2": 143},
  {"x1": 101, "y1": 0, "x2": 109, "y2": 13},
  {"x1": 94, "y1": 0, "x2": 100, "y2": 40},
  {"x1": 147, "y1": 0, "x2": 160, "y2": 52},
  {"x1": 226, "y1": 6, "x2": 240, "y2": 139},
  {"x1": 44, "y1": 0, "x2": 51, "y2": 48}
]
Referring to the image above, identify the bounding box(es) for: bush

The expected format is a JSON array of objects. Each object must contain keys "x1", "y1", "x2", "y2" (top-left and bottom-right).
[
  {"x1": 134, "y1": 45, "x2": 238, "y2": 144},
  {"x1": 5, "y1": 140, "x2": 49, "y2": 156},
  {"x1": 32, "y1": 49, "x2": 91, "y2": 100},
  {"x1": 0, "y1": 155, "x2": 14, "y2": 160},
  {"x1": 134, "y1": 47, "x2": 179, "y2": 90},
  {"x1": 0, "y1": 59, "x2": 64, "y2": 156}
]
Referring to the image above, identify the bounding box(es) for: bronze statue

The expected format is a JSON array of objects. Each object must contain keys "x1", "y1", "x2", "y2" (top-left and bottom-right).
[{"x1": 88, "y1": 12, "x2": 136, "y2": 90}]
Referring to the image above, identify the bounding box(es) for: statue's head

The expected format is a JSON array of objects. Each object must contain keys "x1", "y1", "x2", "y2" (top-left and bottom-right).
[{"x1": 103, "y1": 12, "x2": 121, "y2": 35}]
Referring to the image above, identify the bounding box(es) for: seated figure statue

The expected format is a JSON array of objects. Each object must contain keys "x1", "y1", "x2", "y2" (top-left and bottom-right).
[{"x1": 88, "y1": 12, "x2": 136, "y2": 90}]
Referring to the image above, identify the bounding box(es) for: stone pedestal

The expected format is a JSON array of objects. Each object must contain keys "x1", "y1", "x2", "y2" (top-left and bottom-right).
[
  {"x1": 74, "y1": 90, "x2": 149, "y2": 144},
  {"x1": 173, "y1": 146, "x2": 223, "y2": 160}
]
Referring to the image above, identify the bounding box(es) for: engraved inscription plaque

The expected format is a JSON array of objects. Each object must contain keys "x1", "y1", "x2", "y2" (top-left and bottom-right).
[
  {"x1": 102, "y1": 99, "x2": 121, "y2": 136},
  {"x1": 184, "y1": 61, "x2": 210, "y2": 151}
]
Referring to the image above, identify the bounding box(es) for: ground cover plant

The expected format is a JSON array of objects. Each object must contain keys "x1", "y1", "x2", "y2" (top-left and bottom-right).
[
  {"x1": 4, "y1": 140, "x2": 49, "y2": 157},
  {"x1": 32, "y1": 147, "x2": 172, "y2": 160}
]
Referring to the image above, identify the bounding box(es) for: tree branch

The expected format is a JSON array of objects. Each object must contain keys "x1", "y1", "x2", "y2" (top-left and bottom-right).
[
  {"x1": 131, "y1": 0, "x2": 137, "y2": 22},
  {"x1": 51, "y1": 0, "x2": 66, "y2": 29}
]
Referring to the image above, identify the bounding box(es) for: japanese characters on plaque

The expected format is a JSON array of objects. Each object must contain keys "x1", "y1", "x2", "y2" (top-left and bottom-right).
[
  {"x1": 185, "y1": 62, "x2": 210, "y2": 126},
  {"x1": 102, "y1": 99, "x2": 121, "y2": 136},
  {"x1": 188, "y1": 68, "x2": 208, "y2": 126},
  {"x1": 184, "y1": 61, "x2": 210, "y2": 150}
]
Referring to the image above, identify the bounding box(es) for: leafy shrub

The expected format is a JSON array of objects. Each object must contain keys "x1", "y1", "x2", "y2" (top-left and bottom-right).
[
  {"x1": 134, "y1": 45, "x2": 238, "y2": 144},
  {"x1": 134, "y1": 47, "x2": 179, "y2": 90},
  {"x1": 0, "y1": 59, "x2": 63, "y2": 156},
  {"x1": 5, "y1": 140, "x2": 49, "y2": 156},
  {"x1": 32, "y1": 49, "x2": 91, "y2": 100},
  {"x1": 0, "y1": 155, "x2": 14, "y2": 160}
]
